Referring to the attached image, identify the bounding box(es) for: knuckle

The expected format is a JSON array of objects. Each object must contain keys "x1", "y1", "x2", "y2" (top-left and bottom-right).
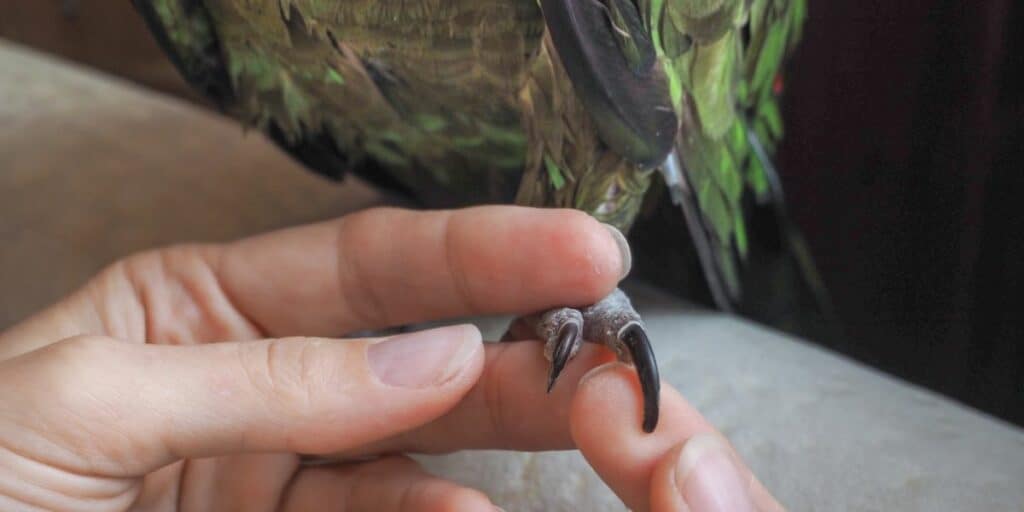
[
  {"x1": 121, "y1": 245, "x2": 234, "y2": 343},
  {"x1": 482, "y1": 347, "x2": 510, "y2": 441},
  {"x1": 89, "y1": 243, "x2": 239, "y2": 344},
  {"x1": 38, "y1": 336, "x2": 132, "y2": 421},
  {"x1": 47, "y1": 335, "x2": 124, "y2": 374},
  {"x1": 115, "y1": 244, "x2": 205, "y2": 284},
  {"x1": 442, "y1": 212, "x2": 482, "y2": 314},
  {"x1": 335, "y1": 214, "x2": 391, "y2": 328},
  {"x1": 236, "y1": 339, "x2": 325, "y2": 415}
]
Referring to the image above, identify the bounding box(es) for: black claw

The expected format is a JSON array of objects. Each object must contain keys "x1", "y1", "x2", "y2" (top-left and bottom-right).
[
  {"x1": 547, "y1": 322, "x2": 580, "y2": 393},
  {"x1": 621, "y1": 323, "x2": 660, "y2": 433}
]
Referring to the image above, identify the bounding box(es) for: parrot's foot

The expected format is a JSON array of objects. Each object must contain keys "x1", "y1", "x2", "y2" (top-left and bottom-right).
[
  {"x1": 536, "y1": 307, "x2": 585, "y2": 393},
  {"x1": 503, "y1": 288, "x2": 660, "y2": 432}
]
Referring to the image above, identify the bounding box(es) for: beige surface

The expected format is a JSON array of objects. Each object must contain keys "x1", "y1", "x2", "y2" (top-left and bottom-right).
[
  {"x1": 0, "y1": 40, "x2": 382, "y2": 329},
  {"x1": 0, "y1": 2, "x2": 198, "y2": 101},
  {"x1": 0, "y1": 1, "x2": 195, "y2": 100},
  {"x1": 3, "y1": 40, "x2": 1024, "y2": 511}
]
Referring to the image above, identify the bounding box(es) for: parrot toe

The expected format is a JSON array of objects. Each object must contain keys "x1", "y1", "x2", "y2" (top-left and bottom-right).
[
  {"x1": 581, "y1": 289, "x2": 660, "y2": 433},
  {"x1": 616, "y1": 322, "x2": 660, "y2": 433},
  {"x1": 502, "y1": 289, "x2": 660, "y2": 433},
  {"x1": 538, "y1": 307, "x2": 585, "y2": 392}
]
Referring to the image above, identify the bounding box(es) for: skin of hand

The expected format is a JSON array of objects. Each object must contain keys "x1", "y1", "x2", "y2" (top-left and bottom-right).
[{"x1": 0, "y1": 206, "x2": 784, "y2": 512}]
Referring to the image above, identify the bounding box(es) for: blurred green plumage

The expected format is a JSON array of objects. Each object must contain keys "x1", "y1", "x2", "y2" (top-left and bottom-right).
[{"x1": 134, "y1": 0, "x2": 815, "y2": 315}]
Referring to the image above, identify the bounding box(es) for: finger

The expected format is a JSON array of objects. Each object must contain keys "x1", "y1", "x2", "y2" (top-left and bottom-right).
[
  {"x1": 217, "y1": 206, "x2": 627, "y2": 337},
  {"x1": 177, "y1": 453, "x2": 299, "y2": 511},
  {"x1": 331, "y1": 340, "x2": 617, "y2": 458},
  {"x1": 0, "y1": 207, "x2": 626, "y2": 357},
  {"x1": 571, "y1": 364, "x2": 782, "y2": 512},
  {"x1": 282, "y1": 456, "x2": 496, "y2": 512},
  {"x1": 650, "y1": 435, "x2": 784, "y2": 512},
  {"x1": 0, "y1": 325, "x2": 483, "y2": 477}
]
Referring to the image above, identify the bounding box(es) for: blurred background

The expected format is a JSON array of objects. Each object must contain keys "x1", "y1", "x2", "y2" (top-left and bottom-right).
[{"x1": 1, "y1": 1, "x2": 1021, "y2": 427}]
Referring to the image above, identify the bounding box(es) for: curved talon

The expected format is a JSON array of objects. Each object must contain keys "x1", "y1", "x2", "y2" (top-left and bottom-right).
[
  {"x1": 547, "y1": 322, "x2": 581, "y2": 393},
  {"x1": 621, "y1": 323, "x2": 660, "y2": 433}
]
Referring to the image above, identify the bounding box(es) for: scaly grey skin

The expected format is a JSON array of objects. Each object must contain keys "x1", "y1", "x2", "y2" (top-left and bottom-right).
[{"x1": 503, "y1": 290, "x2": 660, "y2": 433}]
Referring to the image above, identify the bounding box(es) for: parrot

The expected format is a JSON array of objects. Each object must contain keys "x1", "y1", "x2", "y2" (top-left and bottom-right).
[{"x1": 132, "y1": 0, "x2": 815, "y2": 433}]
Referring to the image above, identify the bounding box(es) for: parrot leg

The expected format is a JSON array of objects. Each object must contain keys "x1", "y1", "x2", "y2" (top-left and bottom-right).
[{"x1": 502, "y1": 288, "x2": 661, "y2": 432}]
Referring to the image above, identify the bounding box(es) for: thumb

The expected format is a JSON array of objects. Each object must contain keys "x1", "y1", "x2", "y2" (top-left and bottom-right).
[{"x1": 0, "y1": 325, "x2": 483, "y2": 476}]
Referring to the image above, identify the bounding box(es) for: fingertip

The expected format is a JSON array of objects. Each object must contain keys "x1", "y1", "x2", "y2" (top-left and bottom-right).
[
  {"x1": 651, "y1": 441, "x2": 692, "y2": 512},
  {"x1": 570, "y1": 363, "x2": 654, "y2": 509},
  {"x1": 602, "y1": 222, "x2": 632, "y2": 279},
  {"x1": 544, "y1": 210, "x2": 627, "y2": 302},
  {"x1": 444, "y1": 206, "x2": 624, "y2": 312},
  {"x1": 571, "y1": 362, "x2": 650, "y2": 442},
  {"x1": 366, "y1": 324, "x2": 484, "y2": 390},
  {"x1": 443, "y1": 323, "x2": 486, "y2": 388},
  {"x1": 457, "y1": 322, "x2": 484, "y2": 347},
  {"x1": 671, "y1": 433, "x2": 759, "y2": 512},
  {"x1": 211, "y1": 206, "x2": 630, "y2": 338},
  {"x1": 572, "y1": 362, "x2": 712, "y2": 444},
  {"x1": 425, "y1": 485, "x2": 496, "y2": 512},
  {"x1": 570, "y1": 363, "x2": 715, "y2": 511}
]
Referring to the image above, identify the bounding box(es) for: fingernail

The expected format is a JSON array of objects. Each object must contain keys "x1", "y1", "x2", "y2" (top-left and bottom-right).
[
  {"x1": 676, "y1": 434, "x2": 756, "y2": 512},
  {"x1": 368, "y1": 325, "x2": 480, "y2": 388},
  {"x1": 603, "y1": 223, "x2": 632, "y2": 279}
]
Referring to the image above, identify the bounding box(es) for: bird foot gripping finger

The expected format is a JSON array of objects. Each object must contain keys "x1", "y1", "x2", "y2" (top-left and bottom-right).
[
  {"x1": 582, "y1": 289, "x2": 661, "y2": 433},
  {"x1": 499, "y1": 291, "x2": 659, "y2": 433},
  {"x1": 499, "y1": 308, "x2": 585, "y2": 392}
]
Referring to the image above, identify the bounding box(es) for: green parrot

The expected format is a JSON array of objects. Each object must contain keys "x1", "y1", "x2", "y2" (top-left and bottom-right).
[{"x1": 132, "y1": 0, "x2": 812, "y2": 433}]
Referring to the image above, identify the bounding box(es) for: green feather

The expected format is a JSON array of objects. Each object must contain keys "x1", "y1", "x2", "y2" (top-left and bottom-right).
[
  {"x1": 759, "y1": 98, "x2": 784, "y2": 139},
  {"x1": 544, "y1": 154, "x2": 567, "y2": 190},
  {"x1": 751, "y1": 23, "x2": 787, "y2": 94},
  {"x1": 640, "y1": 0, "x2": 805, "y2": 301},
  {"x1": 136, "y1": 0, "x2": 807, "y2": 310},
  {"x1": 324, "y1": 68, "x2": 345, "y2": 86}
]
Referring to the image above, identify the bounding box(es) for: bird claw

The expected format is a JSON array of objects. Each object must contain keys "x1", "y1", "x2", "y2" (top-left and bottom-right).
[
  {"x1": 617, "y1": 322, "x2": 660, "y2": 433},
  {"x1": 547, "y1": 320, "x2": 582, "y2": 393},
  {"x1": 503, "y1": 289, "x2": 661, "y2": 433},
  {"x1": 581, "y1": 289, "x2": 660, "y2": 433},
  {"x1": 537, "y1": 307, "x2": 584, "y2": 392}
]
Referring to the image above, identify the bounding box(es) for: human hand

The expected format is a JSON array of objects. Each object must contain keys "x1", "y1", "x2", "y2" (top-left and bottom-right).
[{"x1": 0, "y1": 206, "x2": 783, "y2": 511}]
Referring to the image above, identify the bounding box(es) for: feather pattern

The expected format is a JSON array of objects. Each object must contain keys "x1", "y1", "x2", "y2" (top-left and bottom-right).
[
  {"x1": 134, "y1": 0, "x2": 809, "y2": 309},
  {"x1": 649, "y1": 0, "x2": 807, "y2": 307}
]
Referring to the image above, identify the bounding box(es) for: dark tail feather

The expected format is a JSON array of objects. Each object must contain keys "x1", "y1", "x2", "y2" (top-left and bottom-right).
[
  {"x1": 747, "y1": 130, "x2": 838, "y2": 323},
  {"x1": 662, "y1": 151, "x2": 740, "y2": 313}
]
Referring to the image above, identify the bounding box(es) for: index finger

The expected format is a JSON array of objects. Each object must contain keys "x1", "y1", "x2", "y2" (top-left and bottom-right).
[
  {"x1": 219, "y1": 206, "x2": 627, "y2": 337},
  {"x1": 1, "y1": 206, "x2": 628, "y2": 354}
]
